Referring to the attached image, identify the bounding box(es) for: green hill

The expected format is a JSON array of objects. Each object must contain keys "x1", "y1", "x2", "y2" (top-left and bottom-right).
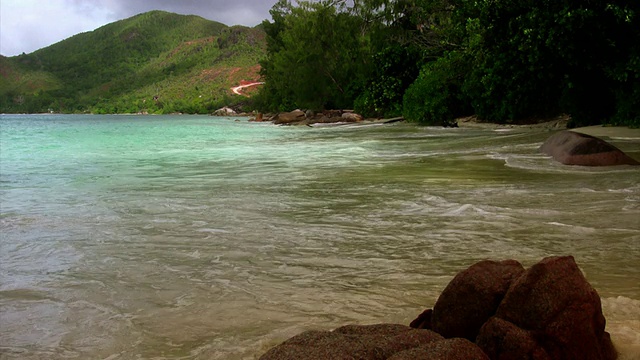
[
  {"x1": 0, "y1": 11, "x2": 266, "y2": 114},
  {"x1": 0, "y1": 55, "x2": 61, "y2": 96}
]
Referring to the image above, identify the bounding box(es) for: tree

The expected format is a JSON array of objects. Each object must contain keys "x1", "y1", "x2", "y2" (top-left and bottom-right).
[
  {"x1": 355, "y1": 44, "x2": 422, "y2": 118},
  {"x1": 259, "y1": 0, "x2": 370, "y2": 111},
  {"x1": 402, "y1": 0, "x2": 640, "y2": 126}
]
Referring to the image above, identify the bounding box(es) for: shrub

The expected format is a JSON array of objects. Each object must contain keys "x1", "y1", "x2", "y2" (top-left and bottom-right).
[{"x1": 403, "y1": 52, "x2": 472, "y2": 126}]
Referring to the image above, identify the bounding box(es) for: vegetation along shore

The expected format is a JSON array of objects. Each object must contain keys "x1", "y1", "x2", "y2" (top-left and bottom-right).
[
  {"x1": 2, "y1": 1, "x2": 639, "y2": 359},
  {"x1": 2, "y1": 1, "x2": 639, "y2": 130}
]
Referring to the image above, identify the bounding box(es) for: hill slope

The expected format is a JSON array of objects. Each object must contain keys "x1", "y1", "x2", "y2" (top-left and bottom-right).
[{"x1": 0, "y1": 11, "x2": 265, "y2": 114}]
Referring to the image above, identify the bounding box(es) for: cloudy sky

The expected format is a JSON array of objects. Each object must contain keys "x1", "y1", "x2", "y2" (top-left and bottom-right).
[{"x1": 0, "y1": 0, "x2": 278, "y2": 56}]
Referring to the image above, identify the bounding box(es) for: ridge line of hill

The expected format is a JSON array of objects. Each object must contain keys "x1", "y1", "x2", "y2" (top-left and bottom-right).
[{"x1": 0, "y1": 10, "x2": 266, "y2": 114}]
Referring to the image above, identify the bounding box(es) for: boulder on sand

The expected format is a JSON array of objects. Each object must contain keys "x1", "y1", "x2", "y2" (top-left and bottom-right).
[{"x1": 540, "y1": 130, "x2": 639, "y2": 166}]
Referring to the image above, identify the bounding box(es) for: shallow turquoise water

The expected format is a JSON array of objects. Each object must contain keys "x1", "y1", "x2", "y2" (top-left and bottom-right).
[{"x1": 1, "y1": 114, "x2": 639, "y2": 359}]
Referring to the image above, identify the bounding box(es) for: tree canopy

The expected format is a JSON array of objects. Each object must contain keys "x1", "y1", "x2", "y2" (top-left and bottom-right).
[
  {"x1": 258, "y1": 0, "x2": 640, "y2": 127},
  {"x1": 3, "y1": 2, "x2": 638, "y2": 126}
]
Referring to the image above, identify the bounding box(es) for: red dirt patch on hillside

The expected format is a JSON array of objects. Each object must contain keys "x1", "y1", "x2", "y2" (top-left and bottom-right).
[{"x1": 227, "y1": 65, "x2": 261, "y2": 85}]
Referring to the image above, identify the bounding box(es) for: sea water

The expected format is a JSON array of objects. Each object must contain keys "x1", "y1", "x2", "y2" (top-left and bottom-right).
[{"x1": 0, "y1": 114, "x2": 638, "y2": 359}]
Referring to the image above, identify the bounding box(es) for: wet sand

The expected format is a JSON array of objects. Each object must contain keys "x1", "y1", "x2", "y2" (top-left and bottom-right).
[{"x1": 570, "y1": 125, "x2": 640, "y2": 139}]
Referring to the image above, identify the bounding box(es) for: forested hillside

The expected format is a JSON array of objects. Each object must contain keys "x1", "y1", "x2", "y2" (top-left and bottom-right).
[
  {"x1": 256, "y1": 0, "x2": 640, "y2": 128},
  {"x1": 3, "y1": 2, "x2": 638, "y2": 127},
  {"x1": 0, "y1": 11, "x2": 266, "y2": 114}
]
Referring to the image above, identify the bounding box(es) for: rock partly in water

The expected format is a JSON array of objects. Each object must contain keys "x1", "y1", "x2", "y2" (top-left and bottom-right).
[
  {"x1": 273, "y1": 110, "x2": 306, "y2": 125},
  {"x1": 540, "y1": 130, "x2": 639, "y2": 166},
  {"x1": 270, "y1": 109, "x2": 367, "y2": 126},
  {"x1": 387, "y1": 338, "x2": 490, "y2": 360},
  {"x1": 261, "y1": 256, "x2": 617, "y2": 360},
  {"x1": 259, "y1": 324, "x2": 444, "y2": 360},
  {"x1": 428, "y1": 260, "x2": 525, "y2": 341},
  {"x1": 476, "y1": 317, "x2": 550, "y2": 359},
  {"x1": 477, "y1": 256, "x2": 617, "y2": 360},
  {"x1": 409, "y1": 308, "x2": 432, "y2": 329}
]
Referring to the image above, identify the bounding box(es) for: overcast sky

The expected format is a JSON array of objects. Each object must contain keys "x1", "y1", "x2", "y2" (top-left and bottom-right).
[{"x1": 0, "y1": 0, "x2": 278, "y2": 56}]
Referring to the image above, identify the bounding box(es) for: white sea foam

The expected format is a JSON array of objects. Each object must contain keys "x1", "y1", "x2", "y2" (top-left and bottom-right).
[
  {"x1": 197, "y1": 228, "x2": 230, "y2": 234},
  {"x1": 443, "y1": 203, "x2": 492, "y2": 217},
  {"x1": 545, "y1": 222, "x2": 597, "y2": 234},
  {"x1": 602, "y1": 296, "x2": 640, "y2": 360}
]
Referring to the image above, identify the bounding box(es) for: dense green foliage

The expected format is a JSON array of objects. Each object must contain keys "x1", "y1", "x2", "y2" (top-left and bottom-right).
[
  {"x1": 3, "y1": 3, "x2": 639, "y2": 126},
  {"x1": 355, "y1": 45, "x2": 423, "y2": 118},
  {"x1": 258, "y1": 0, "x2": 640, "y2": 127},
  {"x1": 257, "y1": 1, "x2": 370, "y2": 112},
  {"x1": 452, "y1": 0, "x2": 640, "y2": 127},
  {"x1": 257, "y1": 0, "x2": 426, "y2": 116},
  {"x1": 0, "y1": 11, "x2": 266, "y2": 114},
  {"x1": 403, "y1": 51, "x2": 472, "y2": 126}
]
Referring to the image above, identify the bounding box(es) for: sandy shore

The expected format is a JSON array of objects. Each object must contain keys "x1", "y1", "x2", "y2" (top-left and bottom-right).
[
  {"x1": 457, "y1": 115, "x2": 640, "y2": 140},
  {"x1": 570, "y1": 125, "x2": 640, "y2": 139},
  {"x1": 456, "y1": 115, "x2": 570, "y2": 130}
]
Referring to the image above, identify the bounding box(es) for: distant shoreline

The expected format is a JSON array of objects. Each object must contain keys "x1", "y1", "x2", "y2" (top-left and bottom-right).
[
  {"x1": 456, "y1": 115, "x2": 570, "y2": 130},
  {"x1": 5, "y1": 112, "x2": 640, "y2": 142},
  {"x1": 457, "y1": 115, "x2": 640, "y2": 141}
]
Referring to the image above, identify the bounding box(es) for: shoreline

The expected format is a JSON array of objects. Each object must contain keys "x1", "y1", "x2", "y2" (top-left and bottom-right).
[
  {"x1": 455, "y1": 114, "x2": 640, "y2": 139},
  {"x1": 569, "y1": 125, "x2": 640, "y2": 139},
  {"x1": 456, "y1": 115, "x2": 571, "y2": 130},
  {"x1": 5, "y1": 112, "x2": 640, "y2": 146}
]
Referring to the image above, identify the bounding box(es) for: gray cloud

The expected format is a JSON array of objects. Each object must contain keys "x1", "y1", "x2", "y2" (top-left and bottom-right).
[
  {"x1": 69, "y1": 0, "x2": 278, "y2": 26},
  {"x1": 1, "y1": 0, "x2": 277, "y2": 56}
]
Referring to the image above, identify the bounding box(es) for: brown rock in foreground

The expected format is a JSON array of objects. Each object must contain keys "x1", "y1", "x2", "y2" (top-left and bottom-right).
[
  {"x1": 261, "y1": 256, "x2": 617, "y2": 360},
  {"x1": 259, "y1": 324, "x2": 446, "y2": 360},
  {"x1": 476, "y1": 316, "x2": 551, "y2": 359},
  {"x1": 388, "y1": 338, "x2": 489, "y2": 360},
  {"x1": 429, "y1": 260, "x2": 525, "y2": 341},
  {"x1": 539, "y1": 130, "x2": 639, "y2": 166},
  {"x1": 478, "y1": 256, "x2": 617, "y2": 360}
]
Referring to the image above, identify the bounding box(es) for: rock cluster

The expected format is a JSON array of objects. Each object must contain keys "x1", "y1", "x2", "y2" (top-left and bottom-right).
[
  {"x1": 260, "y1": 324, "x2": 488, "y2": 360},
  {"x1": 268, "y1": 109, "x2": 365, "y2": 126},
  {"x1": 260, "y1": 256, "x2": 617, "y2": 360},
  {"x1": 540, "y1": 130, "x2": 639, "y2": 166}
]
